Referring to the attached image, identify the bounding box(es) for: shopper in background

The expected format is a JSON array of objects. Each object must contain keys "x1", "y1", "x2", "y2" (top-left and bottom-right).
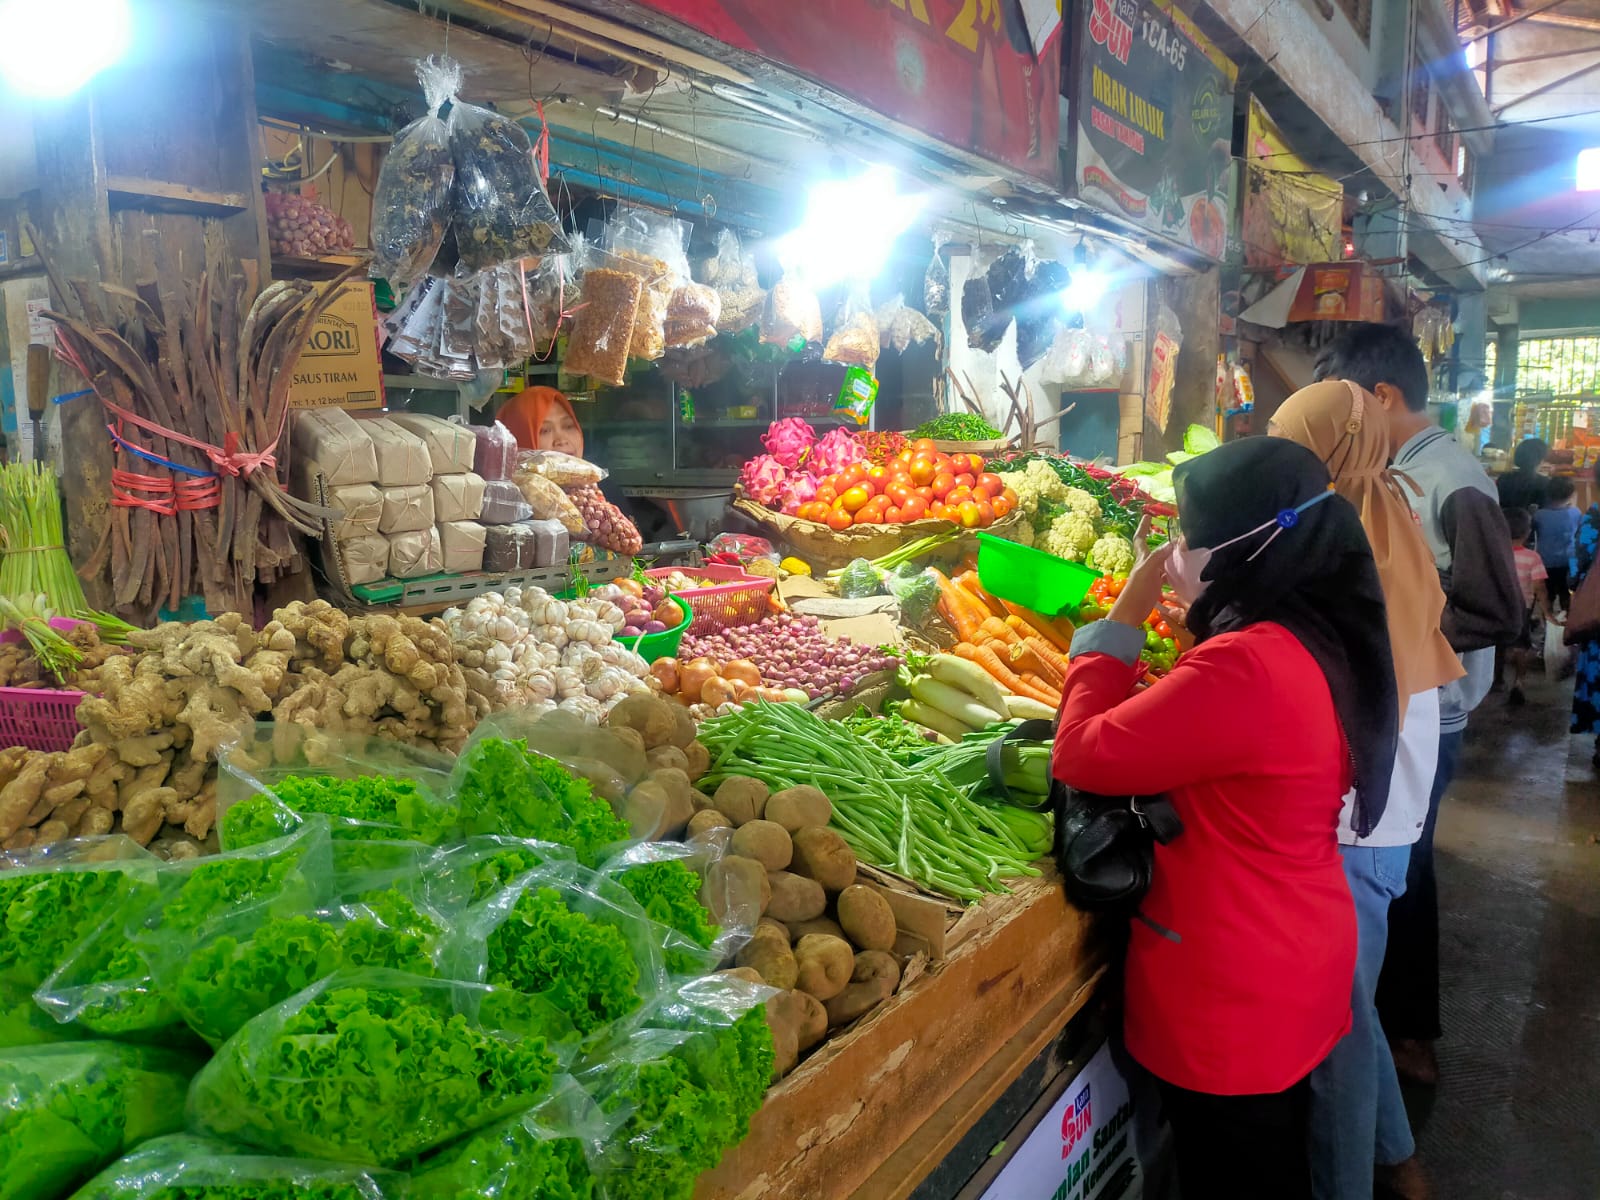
[
  {"x1": 1272, "y1": 376, "x2": 1462, "y2": 1200},
  {"x1": 1568, "y1": 461, "x2": 1600, "y2": 763},
  {"x1": 1503, "y1": 508, "x2": 1550, "y2": 708},
  {"x1": 1053, "y1": 437, "x2": 1397, "y2": 1200},
  {"x1": 1312, "y1": 323, "x2": 1523, "y2": 1094},
  {"x1": 1534, "y1": 475, "x2": 1582, "y2": 612},
  {"x1": 496, "y1": 384, "x2": 585, "y2": 456},
  {"x1": 1497, "y1": 436, "x2": 1551, "y2": 514}
]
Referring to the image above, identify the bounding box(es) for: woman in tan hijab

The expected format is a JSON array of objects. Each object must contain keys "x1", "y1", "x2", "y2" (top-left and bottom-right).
[{"x1": 1271, "y1": 376, "x2": 1460, "y2": 1200}]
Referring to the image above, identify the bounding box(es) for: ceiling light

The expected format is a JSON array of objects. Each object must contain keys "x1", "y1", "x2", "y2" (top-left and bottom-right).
[
  {"x1": 780, "y1": 166, "x2": 924, "y2": 288},
  {"x1": 0, "y1": 0, "x2": 131, "y2": 98},
  {"x1": 1577, "y1": 147, "x2": 1600, "y2": 192}
]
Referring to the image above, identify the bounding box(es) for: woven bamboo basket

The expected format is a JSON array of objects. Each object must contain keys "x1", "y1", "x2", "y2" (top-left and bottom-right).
[{"x1": 731, "y1": 496, "x2": 1027, "y2": 572}]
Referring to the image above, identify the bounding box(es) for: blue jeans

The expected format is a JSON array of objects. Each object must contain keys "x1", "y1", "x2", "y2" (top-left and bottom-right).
[{"x1": 1309, "y1": 843, "x2": 1415, "y2": 1200}]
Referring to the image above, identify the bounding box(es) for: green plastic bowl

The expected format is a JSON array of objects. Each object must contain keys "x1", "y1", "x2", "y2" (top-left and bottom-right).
[
  {"x1": 975, "y1": 532, "x2": 1099, "y2": 618},
  {"x1": 618, "y1": 594, "x2": 691, "y2": 663}
]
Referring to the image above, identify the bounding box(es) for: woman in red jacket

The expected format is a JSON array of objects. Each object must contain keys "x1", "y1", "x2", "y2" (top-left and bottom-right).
[{"x1": 1053, "y1": 438, "x2": 1398, "y2": 1199}]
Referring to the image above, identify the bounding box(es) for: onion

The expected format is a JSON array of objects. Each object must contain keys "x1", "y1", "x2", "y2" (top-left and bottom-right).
[
  {"x1": 679, "y1": 658, "x2": 719, "y2": 704},
  {"x1": 649, "y1": 657, "x2": 679, "y2": 693},
  {"x1": 721, "y1": 659, "x2": 761, "y2": 687},
  {"x1": 702, "y1": 676, "x2": 739, "y2": 707}
]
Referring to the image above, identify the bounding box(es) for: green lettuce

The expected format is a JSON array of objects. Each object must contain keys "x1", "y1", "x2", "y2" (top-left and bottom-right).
[
  {"x1": 221, "y1": 776, "x2": 458, "y2": 851},
  {"x1": 189, "y1": 975, "x2": 562, "y2": 1167},
  {"x1": 615, "y1": 862, "x2": 718, "y2": 977},
  {"x1": 454, "y1": 740, "x2": 627, "y2": 867},
  {"x1": 72, "y1": 1134, "x2": 400, "y2": 1200},
  {"x1": 485, "y1": 888, "x2": 639, "y2": 1035},
  {"x1": 0, "y1": 1042, "x2": 195, "y2": 1200},
  {"x1": 407, "y1": 1117, "x2": 594, "y2": 1200}
]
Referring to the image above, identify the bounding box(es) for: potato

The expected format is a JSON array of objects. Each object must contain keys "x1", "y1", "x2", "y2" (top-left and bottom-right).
[
  {"x1": 713, "y1": 776, "x2": 769, "y2": 826},
  {"x1": 686, "y1": 809, "x2": 732, "y2": 839},
  {"x1": 611, "y1": 727, "x2": 648, "y2": 758},
  {"x1": 785, "y1": 915, "x2": 847, "y2": 943},
  {"x1": 667, "y1": 704, "x2": 698, "y2": 749},
  {"x1": 731, "y1": 819, "x2": 793, "y2": 872},
  {"x1": 837, "y1": 884, "x2": 896, "y2": 952},
  {"x1": 689, "y1": 788, "x2": 717, "y2": 813},
  {"x1": 620, "y1": 780, "x2": 669, "y2": 839},
  {"x1": 719, "y1": 966, "x2": 765, "y2": 986},
  {"x1": 791, "y1": 989, "x2": 828, "y2": 1052},
  {"x1": 701, "y1": 854, "x2": 770, "y2": 923},
  {"x1": 768, "y1": 1018, "x2": 800, "y2": 1080},
  {"x1": 646, "y1": 745, "x2": 688, "y2": 772},
  {"x1": 736, "y1": 922, "x2": 797, "y2": 988},
  {"x1": 789, "y1": 826, "x2": 857, "y2": 891},
  {"x1": 764, "y1": 785, "x2": 832, "y2": 832},
  {"x1": 648, "y1": 767, "x2": 693, "y2": 822},
  {"x1": 755, "y1": 916, "x2": 791, "y2": 942},
  {"x1": 682, "y1": 740, "x2": 711, "y2": 781},
  {"x1": 765, "y1": 870, "x2": 826, "y2": 923},
  {"x1": 606, "y1": 694, "x2": 681, "y2": 749},
  {"x1": 794, "y1": 934, "x2": 854, "y2": 1001},
  {"x1": 765, "y1": 988, "x2": 826, "y2": 1075},
  {"x1": 824, "y1": 950, "x2": 901, "y2": 1027}
]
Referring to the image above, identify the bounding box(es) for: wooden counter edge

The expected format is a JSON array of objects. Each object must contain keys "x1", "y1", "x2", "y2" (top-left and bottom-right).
[{"x1": 696, "y1": 873, "x2": 1108, "y2": 1200}]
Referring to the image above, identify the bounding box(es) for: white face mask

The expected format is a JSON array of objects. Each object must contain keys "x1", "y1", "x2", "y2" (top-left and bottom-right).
[{"x1": 1167, "y1": 538, "x2": 1213, "y2": 606}]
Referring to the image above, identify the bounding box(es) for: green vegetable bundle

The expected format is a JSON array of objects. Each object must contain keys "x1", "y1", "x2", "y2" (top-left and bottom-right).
[
  {"x1": 425, "y1": 836, "x2": 576, "y2": 911},
  {"x1": 911, "y1": 413, "x2": 1003, "y2": 440},
  {"x1": 0, "y1": 1042, "x2": 196, "y2": 1200},
  {"x1": 220, "y1": 775, "x2": 459, "y2": 851},
  {"x1": 453, "y1": 737, "x2": 629, "y2": 867},
  {"x1": 407, "y1": 1108, "x2": 596, "y2": 1200},
  {"x1": 838, "y1": 705, "x2": 944, "y2": 766},
  {"x1": 612, "y1": 859, "x2": 719, "y2": 978},
  {"x1": 698, "y1": 701, "x2": 1046, "y2": 900},
  {"x1": 73, "y1": 1134, "x2": 401, "y2": 1200},
  {"x1": 188, "y1": 970, "x2": 567, "y2": 1167},
  {"x1": 918, "y1": 731, "x2": 1056, "y2": 813}
]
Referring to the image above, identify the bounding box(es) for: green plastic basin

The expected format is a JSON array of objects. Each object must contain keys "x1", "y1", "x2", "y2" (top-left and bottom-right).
[
  {"x1": 617, "y1": 594, "x2": 691, "y2": 663},
  {"x1": 975, "y1": 532, "x2": 1099, "y2": 618}
]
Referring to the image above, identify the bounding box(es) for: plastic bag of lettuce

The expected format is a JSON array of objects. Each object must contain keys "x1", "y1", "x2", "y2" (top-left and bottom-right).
[
  {"x1": 0, "y1": 1042, "x2": 197, "y2": 1200},
  {"x1": 188, "y1": 968, "x2": 574, "y2": 1168},
  {"x1": 72, "y1": 1133, "x2": 401, "y2": 1200},
  {"x1": 597, "y1": 840, "x2": 731, "y2": 978},
  {"x1": 0, "y1": 837, "x2": 160, "y2": 1047}
]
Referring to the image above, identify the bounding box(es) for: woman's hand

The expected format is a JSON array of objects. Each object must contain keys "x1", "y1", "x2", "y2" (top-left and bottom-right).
[{"x1": 1108, "y1": 515, "x2": 1173, "y2": 630}]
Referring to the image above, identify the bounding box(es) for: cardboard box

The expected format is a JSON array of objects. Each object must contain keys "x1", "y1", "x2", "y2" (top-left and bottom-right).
[{"x1": 286, "y1": 281, "x2": 384, "y2": 411}]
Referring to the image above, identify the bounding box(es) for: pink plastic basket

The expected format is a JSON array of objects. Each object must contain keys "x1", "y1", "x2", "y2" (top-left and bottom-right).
[
  {"x1": 646, "y1": 564, "x2": 775, "y2": 633},
  {"x1": 0, "y1": 619, "x2": 89, "y2": 750}
]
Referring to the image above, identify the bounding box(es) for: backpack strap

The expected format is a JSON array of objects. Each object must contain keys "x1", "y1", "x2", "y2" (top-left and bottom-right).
[{"x1": 985, "y1": 718, "x2": 1055, "y2": 804}]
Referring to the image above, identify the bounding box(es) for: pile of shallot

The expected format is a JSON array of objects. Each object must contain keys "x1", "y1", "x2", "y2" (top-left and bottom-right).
[
  {"x1": 678, "y1": 613, "x2": 898, "y2": 700},
  {"x1": 266, "y1": 191, "x2": 355, "y2": 258},
  {"x1": 569, "y1": 485, "x2": 643, "y2": 555}
]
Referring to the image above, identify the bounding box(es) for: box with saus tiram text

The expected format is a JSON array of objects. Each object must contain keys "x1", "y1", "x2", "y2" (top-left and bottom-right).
[{"x1": 286, "y1": 281, "x2": 385, "y2": 411}]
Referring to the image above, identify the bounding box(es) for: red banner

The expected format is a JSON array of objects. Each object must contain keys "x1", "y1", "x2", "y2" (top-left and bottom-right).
[{"x1": 632, "y1": 0, "x2": 1062, "y2": 185}]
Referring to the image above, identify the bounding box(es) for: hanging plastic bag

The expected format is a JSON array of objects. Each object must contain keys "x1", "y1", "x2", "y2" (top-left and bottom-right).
[
  {"x1": 823, "y1": 286, "x2": 881, "y2": 371},
  {"x1": 516, "y1": 448, "x2": 607, "y2": 488},
  {"x1": 664, "y1": 282, "x2": 721, "y2": 349},
  {"x1": 960, "y1": 245, "x2": 1006, "y2": 353},
  {"x1": 370, "y1": 57, "x2": 459, "y2": 290},
  {"x1": 699, "y1": 228, "x2": 765, "y2": 335},
  {"x1": 1546, "y1": 616, "x2": 1573, "y2": 682},
  {"x1": 1148, "y1": 303, "x2": 1184, "y2": 433},
  {"x1": 187, "y1": 968, "x2": 575, "y2": 1168},
  {"x1": 1014, "y1": 258, "x2": 1067, "y2": 370},
  {"x1": 0, "y1": 1042, "x2": 198, "y2": 1200},
  {"x1": 607, "y1": 209, "x2": 690, "y2": 362},
  {"x1": 761, "y1": 274, "x2": 823, "y2": 347},
  {"x1": 448, "y1": 85, "x2": 567, "y2": 272},
  {"x1": 1088, "y1": 335, "x2": 1120, "y2": 387},
  {"x1": 924, "y1": 230, "x2": 951, "y2": 318},
  {"x1": 527, "y1": 235, "x2": 583, "y2": 357},
  {"x1": 72, "y1": 1134, "x2": 404, "y2": 1200},
  {"x1": 873, "y1": 293, "x2": 938, "y2": 355},
  {"x1": 565, "y1": 269, "x2": 643, "y2": 387}
]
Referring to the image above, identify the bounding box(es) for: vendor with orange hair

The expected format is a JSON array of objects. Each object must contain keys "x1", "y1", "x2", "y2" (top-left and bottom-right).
[{"x1": 496, "y1": 385, "x2": 585, "y2": 457}]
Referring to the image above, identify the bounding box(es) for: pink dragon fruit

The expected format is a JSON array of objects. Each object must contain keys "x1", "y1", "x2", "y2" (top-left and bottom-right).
[
  {"x1": 807, "y1": 427, "x2": 870, "y2": 478},
  {"x1": 777, "y1": 472, "x2": 818, "y2": 515},
  {"x1": 760, "y1": 418, "x2": 817, "y2": 470},
  {"x1": 738, "y1": 454, "x2": 791, "y2": 508}
]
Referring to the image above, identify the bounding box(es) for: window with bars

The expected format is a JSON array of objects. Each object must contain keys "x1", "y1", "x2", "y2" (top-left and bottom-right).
[
  {"x1": 1337, "y1": 0, "x2": 1373, "y2": 41},
  {"x1": 1516, "y1": 336, "x2": 1600, "y2": 396}
]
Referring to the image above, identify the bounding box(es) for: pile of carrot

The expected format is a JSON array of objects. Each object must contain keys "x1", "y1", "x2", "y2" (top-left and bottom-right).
[{"x1": 930, "y1": 569, "x2": 1071, "y2": 709}]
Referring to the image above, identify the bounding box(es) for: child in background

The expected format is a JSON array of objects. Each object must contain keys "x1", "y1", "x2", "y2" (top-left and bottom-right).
[
  {"x1": 1507, "y1": 507, "x2": 1551, "y2": 707},
  {"x1": 1534, "y1": 476, "x2": 1583, "y2": 612}
]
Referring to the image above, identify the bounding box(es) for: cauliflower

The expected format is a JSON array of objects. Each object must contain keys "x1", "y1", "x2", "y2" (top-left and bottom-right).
[
  {"x1": 1063, "y1": 488, "x2": 1101, "y2": 519},
  {"x1": 1009, "y1": 460, "x2": 1071, "y2": 515},
  {"x1": 1042, "y1": 511, "x2": 1098, "y2": 561},
  {"x1": 1087, "y1": 533, "x2": 1136, "y2": 575}
]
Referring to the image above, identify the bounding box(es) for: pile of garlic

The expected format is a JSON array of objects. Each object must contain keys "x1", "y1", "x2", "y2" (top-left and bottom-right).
[{"x1": 443, "y1": 586, "x2": 653, "y2": 721}]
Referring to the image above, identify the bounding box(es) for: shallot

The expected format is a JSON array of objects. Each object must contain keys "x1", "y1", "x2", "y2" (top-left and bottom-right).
[{"x1": 678, "y1": 613, "x2": 897, "y2": 700}]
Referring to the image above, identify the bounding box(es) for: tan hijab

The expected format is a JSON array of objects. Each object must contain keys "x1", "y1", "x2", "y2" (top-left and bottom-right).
[{"x1": 1272, "y1": 379, "x2": 1464, "y2": 707}]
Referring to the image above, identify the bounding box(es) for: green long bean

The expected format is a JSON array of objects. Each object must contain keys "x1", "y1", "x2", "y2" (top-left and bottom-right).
[{"x1": 698, "y1": 702, "x2": 1055, "y2": 902}]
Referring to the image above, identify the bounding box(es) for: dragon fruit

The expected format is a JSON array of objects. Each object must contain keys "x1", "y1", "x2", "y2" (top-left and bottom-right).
[
  {"x1": 807, "y1": 427, "x2": 870, "y2": 478},
  {"x1": 777, "y1": 472, "x2": 818, "y2": 515},
  {"x1": 738, "y1": 454, "x2": 792, "y2": 508},
  {"x1": 760, "y1": 418, "x2": 817, "y2": 470}
]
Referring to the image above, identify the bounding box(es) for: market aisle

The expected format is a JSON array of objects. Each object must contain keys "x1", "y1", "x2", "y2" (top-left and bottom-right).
[{"x1": 1403, "y1": 676, "x2": 1600, "y2": 1198}]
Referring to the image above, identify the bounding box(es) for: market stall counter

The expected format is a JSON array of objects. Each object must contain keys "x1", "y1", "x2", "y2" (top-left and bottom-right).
[{"x1": 698, "y1": 874, "x2": 1107, "y2": 1200}]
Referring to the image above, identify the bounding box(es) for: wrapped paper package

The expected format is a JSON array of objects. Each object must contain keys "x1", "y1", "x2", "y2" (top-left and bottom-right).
[
  {"x1": 340, "y1": 533, "x2": 390, "y2": 585},
  {"x1": 358, "y1": 416, "x2": 433, "y2": 486},
  {"x1": 480, "y1": 478, "x2": 533, "y2": 525},
  {"x1": 378, "y1": 484, "x2": 436, "y2": 534},
  {"x1": 389, "y1": 527, "x2": 443, "y2": 578},
  {"x1": 482, "y1": 524, "x2": 519, "y2": 573},
  {"x1": 438, "y1": 519, "x2": 488, "y2": 573},
  {"x1": 327, "y1": 482, "x2": 383, "y2": 539},
  {"x1": 520, "y1": 518, "x2": 569, "y2": 568},
  {"x1": 290, "y1": 408, "x2": 378, "y2": 487},
  {"x1": 388, "y1": 412, "x2": 477, "y2": 474},
  {"x1": 432, "y1": 471, "x2": 486, "y2": 522}
]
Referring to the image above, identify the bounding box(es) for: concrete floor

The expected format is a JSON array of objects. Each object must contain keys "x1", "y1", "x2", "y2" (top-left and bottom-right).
[{"x1": 1404, "y1": 674, "x2": 1600, "y2": 1198}]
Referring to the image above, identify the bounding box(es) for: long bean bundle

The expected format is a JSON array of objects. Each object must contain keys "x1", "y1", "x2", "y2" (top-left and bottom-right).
[{"x1": 698, "y1": 702, "x2": 1053, "y2": 901}]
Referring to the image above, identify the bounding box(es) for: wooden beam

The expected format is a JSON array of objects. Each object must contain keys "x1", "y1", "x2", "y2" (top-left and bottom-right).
[
  {"x1": 1465, "y1": 0, "x2": 1571, "y2": 41},
  {"x1": 106, "y1": 177, "x2": 251, "y2": 215},
  {"x1": 1493, "y1": 57, "x2": 1600, "y2": 114}
]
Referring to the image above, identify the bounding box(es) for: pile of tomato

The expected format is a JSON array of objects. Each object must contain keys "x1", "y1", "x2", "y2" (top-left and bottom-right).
[{"x1": 792, "y1": 438, "x2": 1020, "y2": 530}]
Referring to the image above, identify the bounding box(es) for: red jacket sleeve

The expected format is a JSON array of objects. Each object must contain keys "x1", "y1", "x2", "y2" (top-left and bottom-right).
[{"x1": 1053, "y1": 638, "x2": 1269, "y2": 796}]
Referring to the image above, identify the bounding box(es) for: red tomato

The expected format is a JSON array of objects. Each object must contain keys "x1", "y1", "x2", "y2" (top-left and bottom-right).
[
  {"x1": 911, "y1": 438, "x2": 938, "y2": 454},
  {"x1": 974, "y1": 499, "x2": 996, "y2": 526},
  {"x1": 991, "y1": 495, "x2": 1013, "y2": 518},
  {"x1": 1001, "y1": 486, "x2": 1019, "y2": 506},
  {"x1": 896, "y1": 448, "x2": 916, "y2": 465},
  {"x1": 930, "y1": 503, "x2": 953, "y2": 522},
  {"x1": 839, "y1": 464, "x2": 869, "y2": 488},
  {"x1": 815, "y1": 485, "x2": 837, "y2": 505},
  {"x1": 885, "y1": 481, "x2": 913, "y2": 506},
  {"x1": 972, "y1": 484, "x2": 993, "y2": 502},
  {"x1": 796, "y1": 502, "x2": 821, "y2": 522},
  {"x1": 954, "y1": 472, "x2": 976, "y2": 489},
  {"x1": 839, "y1": 485, "x2": 872, "y2": 513},
  {"x1": 826, "y1": 507, "x2": 853, "y2": 531},
  {"x1": 932, "y1": 453, "x2": 955, "y2": 476},
  {"x1": 977, "y1": 472, "x2": 1004, "y2": 494},
  {"x1": 931, "y1": 472, "x2": 957, "y2": 499},
  {"x1": 909, "y1": 456, "x2": 937, "y2": 486},
  {"x1": 914, "y1": 485, "x2": 936, "y2": 501},
  {"x1": 885, "y1": 505, "x2": 905, "y2": 523},
  {"x1": 867, "y1": 465, "x2": 890, "y2": 488},
  {"x1": 859, "y1": 495, "x2": 890, "y2": 522},
  {"x1": 969, "y1": 454, "x2": 991, "y2": 475},
  {"x1": 947, "y1": 485, "x2": 973, "y2": 506},
  {"x1": 900, "y1": 494, "x2": 929, "y2": 520},
  {"x1": 957, "y1": 501, "x2": 983, "y2": 528}
]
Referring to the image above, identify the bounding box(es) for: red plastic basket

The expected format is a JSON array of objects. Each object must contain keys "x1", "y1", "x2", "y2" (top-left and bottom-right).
[
  {"x1": 646, "y1": 564, "x2": 775, "y2": 633},
  {"x1": 0, "y1": 620, "x2": 89, "y2": 751}
]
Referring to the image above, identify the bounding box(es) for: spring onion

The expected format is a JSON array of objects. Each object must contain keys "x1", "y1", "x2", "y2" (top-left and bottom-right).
[{"x1": 0, "y1": 464, "x2": 132, "y2": 642}]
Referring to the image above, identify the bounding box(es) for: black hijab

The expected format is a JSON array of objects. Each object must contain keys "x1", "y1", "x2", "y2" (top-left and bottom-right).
[{"x1": 1174, "y1": 438, "x2": 1398, "y2": 836}]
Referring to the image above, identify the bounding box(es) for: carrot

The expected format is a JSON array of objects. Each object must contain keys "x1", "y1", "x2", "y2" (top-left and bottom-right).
[
  {"x1": 1025, "y1": 635, "x2": 1071, "y2": 683},
  {"x1": 1009, "y1": 639, "x2": 1064, "y2": 690},
  {"x1": 1001, "y1": 601, "x2": 1074, "y2": 654},
  {"x1": 932, "y1": 569, "x2": 982, "y2": 641},
  {"x1": 955, "y1": 571, "x2": 1006, "y2": 618},
  {"x1": 960, "y1": 641, "x2": 1061, "y2": 707},
  {"x1": 978, "y1": 616, "x2": 1022, "y2": 646}
]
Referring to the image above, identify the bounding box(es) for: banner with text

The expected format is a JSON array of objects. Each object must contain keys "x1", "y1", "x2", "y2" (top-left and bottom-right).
[
  {"x1": 1070, "y1": 0, "x2": 1237, "y2": 260},
  {"x1": 979, "y1": 1041, "x2": 1141, "y2": 1200},
  {"x1": 632, "y1": 0, "x2": 1062, "y2": 185}
]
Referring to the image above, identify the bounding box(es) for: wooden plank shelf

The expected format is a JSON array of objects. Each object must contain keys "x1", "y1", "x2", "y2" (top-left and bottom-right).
[
  {"x1": 696, "y1": 874, "x2": 1107, "y2": 1200},
  {"x1": 105, "y1": 175, "x2": 251, "y2": 215}
]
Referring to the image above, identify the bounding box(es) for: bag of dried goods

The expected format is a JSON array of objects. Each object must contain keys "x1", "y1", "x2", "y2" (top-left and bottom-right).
[
  {"x1": 328, "y1": 482, "x2": 384, "y2": 539},
  {"x1": 341, "y1": 533, "x2": 391, "y2": 585},
  {"x1": 265, "y1": 191, "x2": 355, "y2": 259},
  {"x1": 360, "y1": 417, "x2": 433, "y2": 487},
  {"x1": 370, "y1": 57, "x2": 459, "y2": 290},
  {"x1": 389, "y1": 413, "x2": 476, "y2": 474},
  {"x1": 448, "y1": 90, "x2": 567, "y2": 272},
  {"x1": 568, "y1": 484, "x2": 642, "y2": 555},
  {"x1": 439, "y1": 520, "x2": 488, "y2": 573},
  {"x1": 481, "y1": 525, "x2": 520, "y2": 573},
  {"x1": 515, "y1": 449, "x2": 606, "y2": 488},
  {"x1": 664, "y1": 282, "x2": 720, "y2": 348},
  {"x1": 472, "y1": 421, "x2": 519, "y2": 481},
  {"x1": 518, "y1": 519, "x2": 569, "y2": 569},
  {"x1": 700, "y1": 229, "x2": 765, "y2": 335},
  {"x1": 872, "y1": 294, "x2": 939, "y2": 354},
  {"x1": 389, "y1": 527, "x2": 444, "y2": 578},
  {"x1": 291, "y1": 408, "x2": 378, "y2": 487},
  {"x1": 761, "y1": 275, "x2": 822, "y2": 346},
  {"x1": 480, "y1": 479, "x2": 536, "y2": 526},
  {"x1": 823, "y1": 287, "x2": 880, "y2": 371},
  {"x1": 433, "y1": 471, "x2": 487, "y2": 522},
  {"x1": 511, "y1": 467, "x2": 587, "y2": 535},
  {"x1": 377, "y1": 484, "x2": 436, "y2": 535},
  {"x1": 924, "y1": 230, "x2": 951, "y2": 317},
  {"x1": 564, "y1": 269, "x2": 642, "y2": 387},
  {"x1": 608, "y1": 209, "x2": 689, "y2": 362}
]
